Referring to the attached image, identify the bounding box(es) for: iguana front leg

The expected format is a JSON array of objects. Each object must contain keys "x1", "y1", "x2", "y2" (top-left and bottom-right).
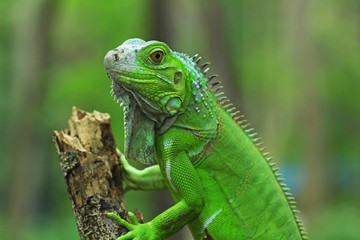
[
  {"x1": 117, "y1": 150, "x2": 166, "y2": 191},
  {"x1": 109, "y1": 151, "x2": 205, "y2": 240}
]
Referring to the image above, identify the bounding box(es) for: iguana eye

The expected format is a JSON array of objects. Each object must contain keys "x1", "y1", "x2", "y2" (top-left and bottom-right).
[{"x1": 150, "y1": 50, "x2": 164, "y2": 64}]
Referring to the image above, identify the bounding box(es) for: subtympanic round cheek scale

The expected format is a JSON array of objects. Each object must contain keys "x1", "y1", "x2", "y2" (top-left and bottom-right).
[{"x1": 165, "y1": 98, "x2": 182, "y2": 115}]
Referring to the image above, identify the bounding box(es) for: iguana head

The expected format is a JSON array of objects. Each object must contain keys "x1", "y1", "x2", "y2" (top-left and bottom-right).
[
  {"x1": 104, "y1": 38, "x2": 194, "y2": 164},
  {"x1": 104, "y1": 39, "x2": 190, "y2": 121}
]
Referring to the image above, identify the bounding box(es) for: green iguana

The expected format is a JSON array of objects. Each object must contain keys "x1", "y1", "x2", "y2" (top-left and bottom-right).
[{"x1": 103, "y1": 38, "x2": 307, "y2": 240}]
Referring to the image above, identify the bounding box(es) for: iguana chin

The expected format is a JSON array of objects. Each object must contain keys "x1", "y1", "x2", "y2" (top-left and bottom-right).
[{"x1": 104, "y1": 38, "x2": 307, "y2": 240}]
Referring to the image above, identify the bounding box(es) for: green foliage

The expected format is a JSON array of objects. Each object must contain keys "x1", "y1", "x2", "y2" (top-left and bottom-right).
[{"x1": 309, "y1": 202, "x2": 360, "y2": 240}]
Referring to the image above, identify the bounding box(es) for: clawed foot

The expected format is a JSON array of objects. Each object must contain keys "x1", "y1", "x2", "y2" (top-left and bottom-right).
[{"x1": 106, "y1": 212, "x2": 161, "y2": 240}]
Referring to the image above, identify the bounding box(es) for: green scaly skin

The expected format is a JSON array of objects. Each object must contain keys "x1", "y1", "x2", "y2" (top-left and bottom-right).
[{"x1": 103, "y1": 39, "x2": 307, "y2": 240}]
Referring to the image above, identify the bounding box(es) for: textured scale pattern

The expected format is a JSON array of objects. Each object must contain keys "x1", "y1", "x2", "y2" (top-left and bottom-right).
[
  {"x1": 203, "y1": 63, "x2": 308, "y2": 239},
  {"x1": 104, "y1": 39, "x2": 307, "y2": 240},
  {"x1": 200, "y1": 56, "x2": 308, "y2": 239}
]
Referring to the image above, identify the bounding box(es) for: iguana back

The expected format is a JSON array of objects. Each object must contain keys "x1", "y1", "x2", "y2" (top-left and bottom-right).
[{"x1": 186, "y1": 107, "x2": 303, "y2": 239}]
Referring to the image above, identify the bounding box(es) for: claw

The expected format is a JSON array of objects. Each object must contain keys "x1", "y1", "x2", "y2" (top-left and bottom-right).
[
  {"x1": 127, "y1": 212, "x2": 139, "y2": 225},
  {"x1": 106, "y1": 212, "x2": 134, "y2": 230}
]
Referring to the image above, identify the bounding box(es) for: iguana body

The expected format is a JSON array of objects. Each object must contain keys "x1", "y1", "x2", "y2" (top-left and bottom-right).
[{"x1": 104, "y1": 39, "x2": 307, "y2": 240}]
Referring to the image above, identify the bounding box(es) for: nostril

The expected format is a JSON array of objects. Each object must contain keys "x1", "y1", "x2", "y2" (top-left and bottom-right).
[{"x1": 114, "y1": 54, "x2": 119, "y2": 61}]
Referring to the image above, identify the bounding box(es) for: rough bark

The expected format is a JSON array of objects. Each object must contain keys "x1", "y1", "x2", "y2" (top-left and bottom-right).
[{"x1": 53, "y1": 106, "x2": 140, "y2": 240}]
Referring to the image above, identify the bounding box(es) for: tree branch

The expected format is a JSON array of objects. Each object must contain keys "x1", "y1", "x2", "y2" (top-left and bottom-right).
[{"x1": 53, "y1": 106, "x2": 139, "y2": 239}]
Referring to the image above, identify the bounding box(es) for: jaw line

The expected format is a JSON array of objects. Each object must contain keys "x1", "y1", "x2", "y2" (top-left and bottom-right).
[
  {"x1": 108, "y1": 67, "x2": 181, "y2": 133},
  {"x1": 108, "y1": 70, "x2": 161, "y2": 120}
]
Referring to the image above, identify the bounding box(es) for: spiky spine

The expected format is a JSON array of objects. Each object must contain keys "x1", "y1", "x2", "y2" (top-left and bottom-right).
[{"x1": 193, "y1": 55, "x2": 308, "y2": 239}]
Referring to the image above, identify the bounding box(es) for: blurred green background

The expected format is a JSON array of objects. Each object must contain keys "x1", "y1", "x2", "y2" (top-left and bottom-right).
[{"x1": 1, "y1": 0, "x2": 359, "y2": 239}]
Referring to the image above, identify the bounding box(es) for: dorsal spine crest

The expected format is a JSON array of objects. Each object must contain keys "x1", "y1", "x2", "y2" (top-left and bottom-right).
[
  {"x1": 193, "y1": 55, "x2": 308, "y2": 239},
  {"x1": 183, "y1": 52, "x2": 307, "y2": 239}
]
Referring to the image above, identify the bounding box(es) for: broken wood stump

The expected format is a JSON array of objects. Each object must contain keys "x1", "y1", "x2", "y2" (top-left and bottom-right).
[{"x1": 53, "y1": 106, "x2": 141, "y2": 239}]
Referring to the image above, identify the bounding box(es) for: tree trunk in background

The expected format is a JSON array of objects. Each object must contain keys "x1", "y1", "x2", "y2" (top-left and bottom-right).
[
  {"x1": 7, "y1": 0, "x2": 58, "y2": 239},
  {"x1": 284, "y1": 0, "x2": 327, "y2": 217},
  {"x1": 151, "y1": 0, "x2": 174, "y2": 46},
  {"x1": 203, "y1": 0, "x2": 239, "y2": 108}
]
